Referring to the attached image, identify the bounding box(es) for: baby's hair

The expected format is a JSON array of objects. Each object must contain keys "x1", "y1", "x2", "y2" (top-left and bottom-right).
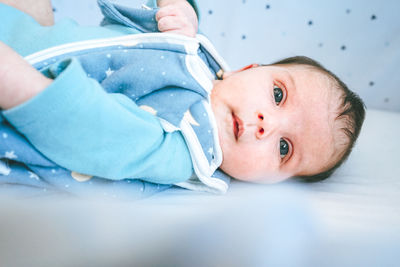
[{"x1": 267, "y1": 56, "x2": 366, "y2": 182}]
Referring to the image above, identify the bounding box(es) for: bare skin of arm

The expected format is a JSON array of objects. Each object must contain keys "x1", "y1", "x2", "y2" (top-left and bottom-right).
[
  {"x1": 0, "y1": 0, "x2": 54, "y2": 109},
  {"x1": 0, "y1": 42, "x2": 52, "y2": 110},
  {"x1": 0, "y1": 0, "x2": 54, "y2": 26},
  {"x1": 0, "y1": 0, "x2": 197, "y2": 110}
]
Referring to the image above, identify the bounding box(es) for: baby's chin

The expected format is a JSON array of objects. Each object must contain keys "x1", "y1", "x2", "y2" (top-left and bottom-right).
[
  {"x1": 220, "y1": 163, "x2": 292, "y2": 184},
  {"x1": 234, "y1": 175, "x2": 291, "y2": 184}
]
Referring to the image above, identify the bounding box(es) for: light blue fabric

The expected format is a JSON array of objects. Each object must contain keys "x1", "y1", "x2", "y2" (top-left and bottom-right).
[
  {"x1": 3, "y1": 58, "x2": 193, "y2": 184},
  {"x1": 0, "y1": 0, "x2": 230, "y2": 198},
  {"x1": 0, "y1": 2, "x2": 139, "y2": 57}
]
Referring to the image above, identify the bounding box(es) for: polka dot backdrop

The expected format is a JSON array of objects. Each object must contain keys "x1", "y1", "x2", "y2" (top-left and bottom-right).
[{"x1": 52, "y1": 0, "x2": 400, "y2": 111}]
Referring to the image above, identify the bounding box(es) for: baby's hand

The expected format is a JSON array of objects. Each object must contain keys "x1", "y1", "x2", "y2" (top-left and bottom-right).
[
  {"x1": 156, "y1": 0, "x2": 198, "y2": 38},
  {"x1": 0, "y1": 41, "x2": 52, "y2": 110}
]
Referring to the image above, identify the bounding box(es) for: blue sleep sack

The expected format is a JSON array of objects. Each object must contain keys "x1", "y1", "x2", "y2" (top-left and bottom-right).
[{"x1": 0, "y1": 0, "x2": 231, "y2": 198}]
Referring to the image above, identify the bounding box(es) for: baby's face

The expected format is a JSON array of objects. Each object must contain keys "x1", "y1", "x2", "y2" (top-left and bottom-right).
[{"x1": 211, "y1": 64, "x2": 338, "y2": 183}]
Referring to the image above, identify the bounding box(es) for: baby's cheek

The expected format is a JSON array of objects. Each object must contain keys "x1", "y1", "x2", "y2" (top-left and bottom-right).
[{"x1": 220, "y1": 150, "x2": 264, "y2": 181}]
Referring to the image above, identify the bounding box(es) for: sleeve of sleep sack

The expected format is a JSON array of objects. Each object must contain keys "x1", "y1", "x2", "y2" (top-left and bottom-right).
[{"x1": 2, "y1": 58, "x2": 193, "y2": 184}]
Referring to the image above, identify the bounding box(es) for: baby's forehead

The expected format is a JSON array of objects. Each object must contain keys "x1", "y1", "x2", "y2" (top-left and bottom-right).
[
  {"x1": 287, "y1": 64, "x2": 343, "y2": 109},
  {"x1": 294, "y1": 116, "x2": 339, "y2": 176},
  {"x1": 281, "y1": 64, "x2": 333, "y2": 83},
  {"x1": 282, "y1": 65, "x2": 344, "y2": 175},
  {"x1": 268, "y1": 64, "x2": 333, "y2": 94}
]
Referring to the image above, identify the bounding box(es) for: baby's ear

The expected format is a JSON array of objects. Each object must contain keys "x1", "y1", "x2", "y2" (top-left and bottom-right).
[
  {"x1": 221, "y1": 64, "x2": 259, "y2": 79},
  {"x1": 238, "y1": 63, "x2": 259, "y2": 72}
]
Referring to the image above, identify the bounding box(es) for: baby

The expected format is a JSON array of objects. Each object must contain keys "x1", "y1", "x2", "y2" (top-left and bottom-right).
[
  {"x1": 0, "y1": 0, "x2": 365, "y2": 194},
  {"x1": 213, "y1": 58, "x2": 365, "y2": 183}
]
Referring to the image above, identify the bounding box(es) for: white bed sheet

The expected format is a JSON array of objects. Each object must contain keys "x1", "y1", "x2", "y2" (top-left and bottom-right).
[
  {"x1": 149, "y1": 108, "x2": 400, "y2": 229},
  {"x1": 0, "y1": 108, "x2": 398, "y2": 267}
]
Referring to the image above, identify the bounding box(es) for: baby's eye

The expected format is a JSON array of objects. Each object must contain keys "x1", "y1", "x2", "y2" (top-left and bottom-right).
[
  {"x1": 280, "y1": 138, "x2": 289, "y2": 159},
  {"x1": 273, "y1": 85, "x2": 284, "y2": 105}
]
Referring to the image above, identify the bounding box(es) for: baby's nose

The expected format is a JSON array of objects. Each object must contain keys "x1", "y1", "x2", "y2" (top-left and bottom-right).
[{"x1": 254, "y1": 112, "x2": 279, "y2": 140}]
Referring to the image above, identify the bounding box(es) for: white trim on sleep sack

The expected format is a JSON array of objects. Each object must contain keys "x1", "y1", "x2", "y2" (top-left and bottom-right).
[
  {"x1": 25, "y1": 33, "x2": 200, "y2": 65},
  {"x1": 178, "y1": 37, "x2": 227, "y2": 194},
  {"x1": 177, "y1": 118, "x2": 228, "y2": 194},
  {"x1": 196, "y1": 34, "x2": 231, "y2": 72},
  {"x1": 185, "y1": 54, "x2": 214, "y2": 94},
  {"x1": 204, "y1": 99, "x2": 223, "y2": 170}
]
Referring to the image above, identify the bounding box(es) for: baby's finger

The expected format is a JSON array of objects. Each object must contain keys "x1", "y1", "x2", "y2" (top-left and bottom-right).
[
  {"x1": 155, "y1": 2, "x2": 198, "y2": 37},
  {"x1": 155, "y1": 5, "x2": 178, "y2": 22},
  {"x1": 161, "y1": 29, "x2": 189, "y2": 36},
  {"x1": 157, "y1": 15, "x2": 185, "y2": 32},
  {"x1": 158, "y1": 17, "x2": 195, "y2": 37}
]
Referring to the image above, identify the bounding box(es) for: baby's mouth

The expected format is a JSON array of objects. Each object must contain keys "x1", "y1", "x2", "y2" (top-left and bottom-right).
[{"x1": 232, "y1": 113, "x2": 244, "y2": 140}]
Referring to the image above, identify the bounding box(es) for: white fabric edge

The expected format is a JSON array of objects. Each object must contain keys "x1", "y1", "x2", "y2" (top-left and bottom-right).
[
  {"x1": 203, "y1": 99, "x2": 223, "y2": 169},
  {"x1": 175, "y1": 176, "x2": 228, "y2": 194},
  {"x1": 178, "y1": 120, "x2": 228, "y2": 194},
  {"x1": 25, "y1": 33, "x2": 200, "y2": 64},
  {"x1": 195, "y1": 34, "x2": 231, "y2": 72},
  {"x1": 185, "y1": 54, "x2": 214, "y2": 94},
  {"x1": 158, "y1": 118, "x2": 180, "y2": 133}
]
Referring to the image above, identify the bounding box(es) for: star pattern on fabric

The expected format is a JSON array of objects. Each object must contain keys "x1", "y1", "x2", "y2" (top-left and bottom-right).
[
  {"x1": 105, "y1": 67, "x2": 114, "y2": 77},
  {"x1": 5, "y1": 150, "x2": 17, "y2": 159},
  {"x1": 0, "y1": 161, "x2": 11, "y2": 176},
  {"x1": 28, "y1": 171, "x2": 40, "y2": 180},
  {"x1": 184, "y1": 110, "x2": 200, "y2": 126},
  {"x1": 0, "y1": 30, "x2": 224, "y2": 196},
  {"x1": 139, "y1": 105, "x2": 158, "y2": 116},
  {"x1": 71, "y1": 171, "x2": 93, "y2": 182}
]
